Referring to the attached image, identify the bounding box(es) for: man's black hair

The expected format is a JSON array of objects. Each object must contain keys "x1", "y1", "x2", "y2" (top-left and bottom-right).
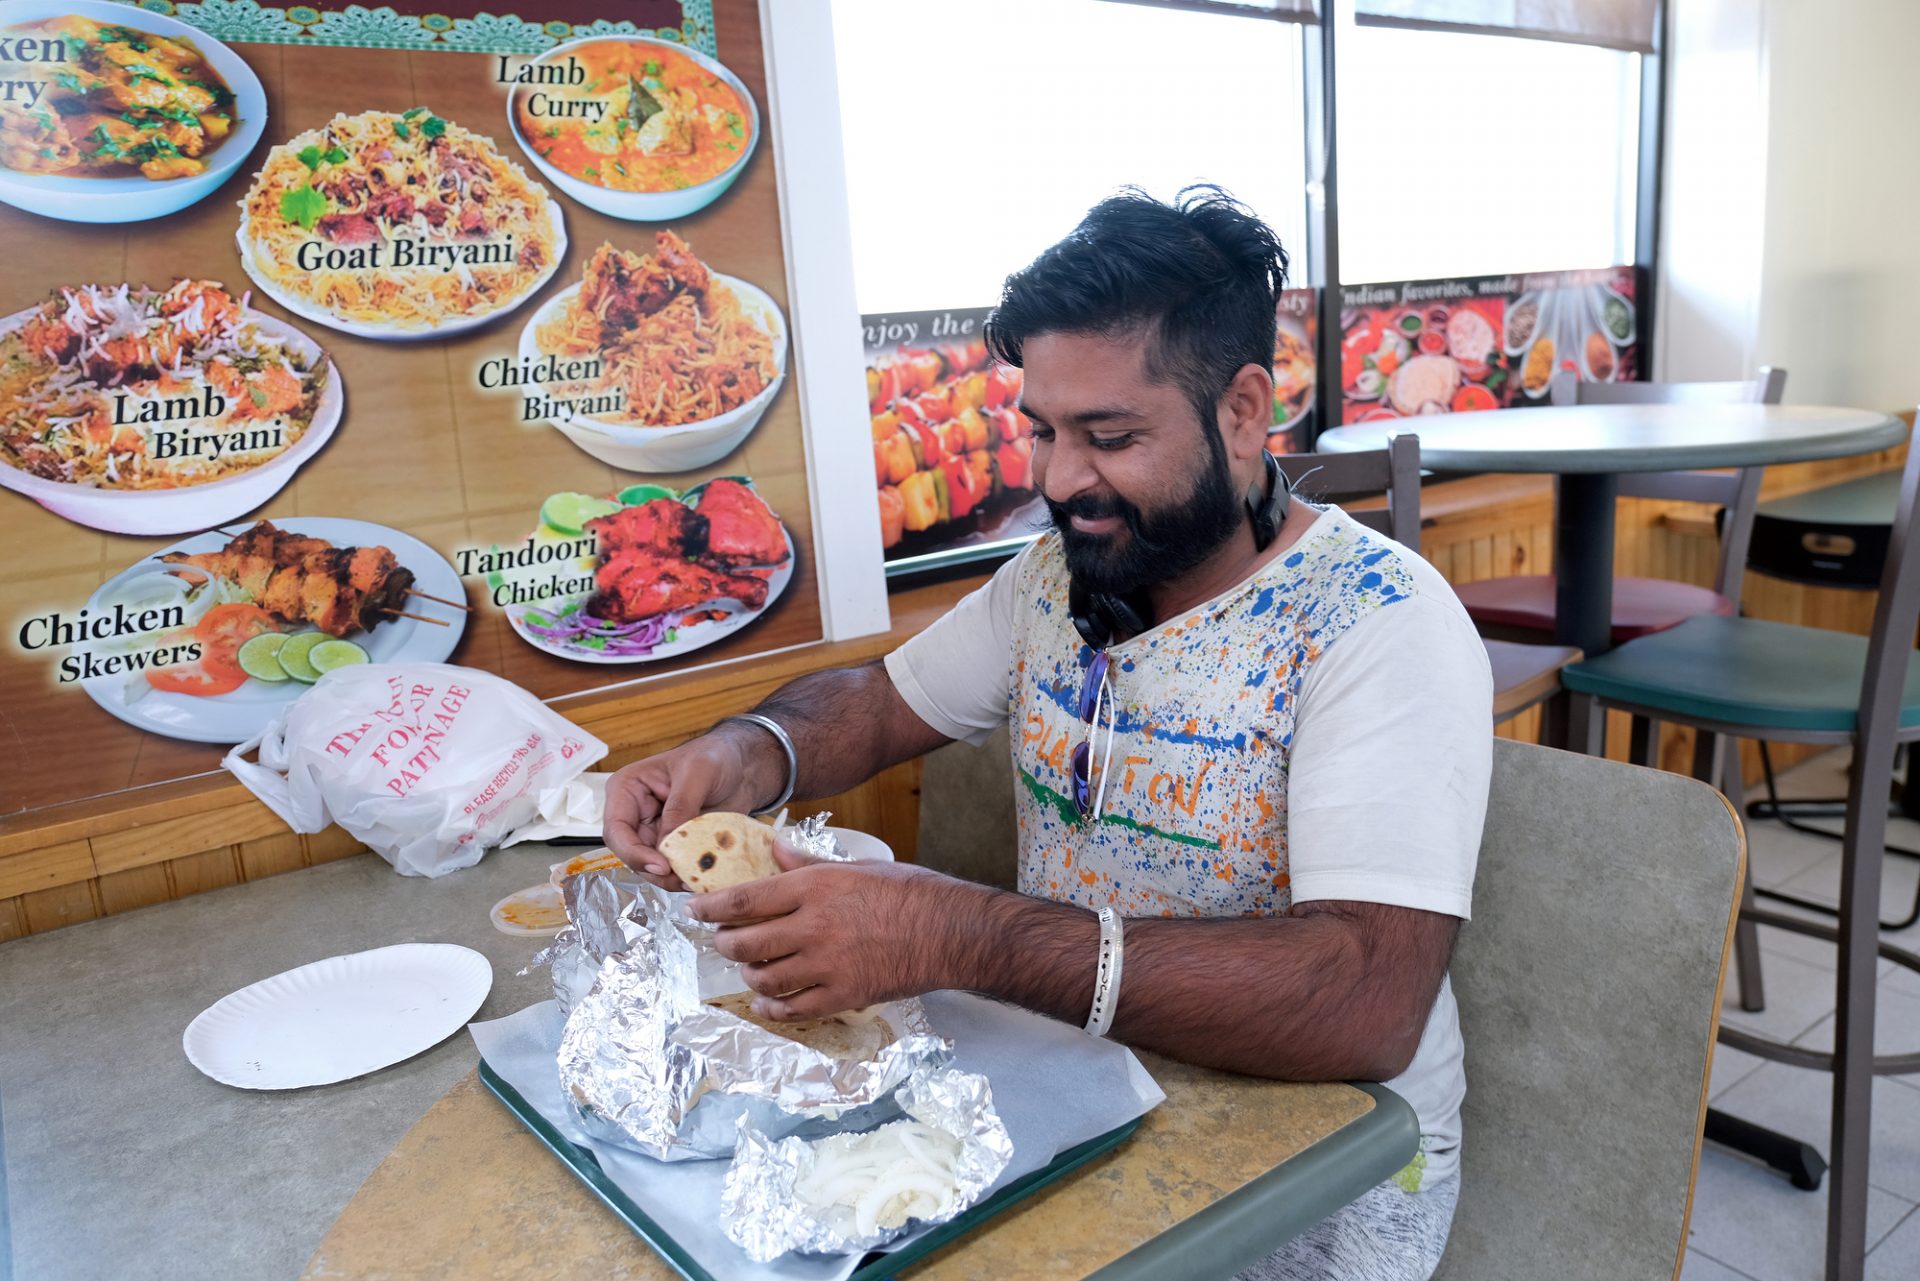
[{"x1": 984, "y1": 184, "x2": 1289, "y2": 432}]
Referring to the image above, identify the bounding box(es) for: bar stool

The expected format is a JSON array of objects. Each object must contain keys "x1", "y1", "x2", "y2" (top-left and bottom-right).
[{"x1": 1558, "y1": 415, "x2": 1920, "y2": 1281}]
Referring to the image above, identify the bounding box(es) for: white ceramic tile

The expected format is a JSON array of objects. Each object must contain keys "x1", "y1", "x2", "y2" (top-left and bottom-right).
[
  {"x1": 1713, "y1": 1060, "x2": 1920, "y2": 1202},
  {"x1": 1683, "y1": 1249, "x2": 1760, "y2": 1281},
  {"x1": 1721, "y1": 951, "x2": 1854, "y2": 1046},
  {"x1": 1866, "y1": 1203, "x2": 1920, "y2": 1280},
  {"x1": 1887, "y1": 962, "x2": 1920, "y2": 1001},
  {"x1": 1754, "y1": 921, "x2": 1898, "y2": 982},
  {"x1": 1769, "y1": 843, "x2": 1920, "y2": 935},
  {"x1": 1685, "y1": 1144, "x2": 1913, "y2": 1281},
  {"x1": 1790, "y1": 985, "x2": 1920, "y2": 1062},
  {"x1": 1712, "y1": 1043, "x2": 1772, "y2": 1102}
]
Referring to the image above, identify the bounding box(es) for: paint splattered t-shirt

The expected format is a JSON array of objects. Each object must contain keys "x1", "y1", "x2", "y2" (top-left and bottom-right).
[{"x1": 886, "y1": 505, "x2": 1492, "y2": 1188}]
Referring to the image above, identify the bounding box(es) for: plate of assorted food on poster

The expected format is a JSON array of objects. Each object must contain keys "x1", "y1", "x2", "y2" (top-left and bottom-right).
[
  {"x1": 500, "y1": 477, "x2": 793, "y2": 665},
  {"x1": 79, "y1": 518, "x2": 467, "y2": 743},
  {"x1": 1340, "y1": 297, "x2": 1510, "y2": 424}
]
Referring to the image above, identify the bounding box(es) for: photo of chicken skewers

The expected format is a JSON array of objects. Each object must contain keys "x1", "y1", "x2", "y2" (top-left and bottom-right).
[
  {"x1": 162, "y1": 520, "x2": 418, "y2": 638},
  {"x1": 510, "y1": 477, "x2": 793, "y2": 665}
]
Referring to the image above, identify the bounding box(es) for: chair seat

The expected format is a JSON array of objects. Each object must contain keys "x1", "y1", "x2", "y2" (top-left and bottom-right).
[
  {"x1": 1485, "y1": 639, "x2": 1582, "y2": 722},
  {"x1": 1561, "y1": 613, "x2": 1920, "y2": 735},
  {"x1": 1457, "y1": 575, "x2": 1734, "y2": 643}
]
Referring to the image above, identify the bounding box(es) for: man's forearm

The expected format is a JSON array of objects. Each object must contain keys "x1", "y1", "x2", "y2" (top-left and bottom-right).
[
  {"x1": 931, "y1": 883, "x2": 1450, "y2": 1081},
  {"x1": 728, "y1": 660, "x2": 941, "y2": 803}
]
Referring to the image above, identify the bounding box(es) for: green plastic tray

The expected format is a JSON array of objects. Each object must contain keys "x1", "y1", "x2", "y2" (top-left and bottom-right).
[{"x1": 478, "y1": 1058, "x2": 1142, "y2": 1281}]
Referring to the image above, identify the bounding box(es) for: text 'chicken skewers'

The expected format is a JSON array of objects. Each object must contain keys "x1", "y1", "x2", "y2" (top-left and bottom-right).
[{"x1": 162, "y1": 520, "x2": 417, "y2": 637}]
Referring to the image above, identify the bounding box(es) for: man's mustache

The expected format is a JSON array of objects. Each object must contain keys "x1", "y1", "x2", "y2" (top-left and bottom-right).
[{"x1": 1046, "y1": 492, "x2": 1139, "y2": 528}]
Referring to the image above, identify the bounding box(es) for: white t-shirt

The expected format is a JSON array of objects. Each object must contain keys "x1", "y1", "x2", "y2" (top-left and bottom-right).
[{"x1": 884, "y1": 505, "x2": 1492, "y2": 1189}]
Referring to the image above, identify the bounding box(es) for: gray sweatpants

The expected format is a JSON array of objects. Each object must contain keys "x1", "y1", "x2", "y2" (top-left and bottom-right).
[{"x1": 1232, "y1": 1173, "x2": 1460, "y2": 1281}]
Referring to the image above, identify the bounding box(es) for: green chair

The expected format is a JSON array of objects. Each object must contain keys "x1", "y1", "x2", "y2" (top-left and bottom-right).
[
  {"x1": 1433, "y1": 740, "x2": 1744, "y2": 1281},
  {"x1": 1560, "y1": 416, "x2": 1920, "y2": 1281}
]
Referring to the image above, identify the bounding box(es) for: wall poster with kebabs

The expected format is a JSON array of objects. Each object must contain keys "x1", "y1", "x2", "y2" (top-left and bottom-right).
[
  {"x1": 866, "y1": 294, "x2": 1323, "y2": 572},
  {"x1": 0, "y1": 0, "x2": 828, "y2": 816}
]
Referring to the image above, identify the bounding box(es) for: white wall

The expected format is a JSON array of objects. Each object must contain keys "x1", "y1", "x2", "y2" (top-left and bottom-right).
[{"x1": 1660, "y1": 0, "x2": 1920, "y2": 413}]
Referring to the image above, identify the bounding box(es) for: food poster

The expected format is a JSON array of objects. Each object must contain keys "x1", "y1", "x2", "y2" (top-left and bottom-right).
[
  {"x1": 0, "y1": 0, "x2": 822, "y2": 817},
  {"x1": 866, "y1": 292, "x2": 1322, "y2": 570},
  {"x1": 1337, "y1": 265, "x2": 1638, "y2": 425}
]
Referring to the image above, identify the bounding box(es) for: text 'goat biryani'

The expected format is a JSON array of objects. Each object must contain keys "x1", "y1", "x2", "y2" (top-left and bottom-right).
[
  {"x1": 238, "y1": 108, "x2": 562, "y2": 332},
  {"x1": 0, "y1": 280, "x2": 329, "y2": 489},
  {"x1": 536, "y1": 232, "x2": 778, "y2": 427}
]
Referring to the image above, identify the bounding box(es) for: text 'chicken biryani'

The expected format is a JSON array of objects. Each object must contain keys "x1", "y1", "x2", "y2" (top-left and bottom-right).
[
  {"x1": 238, "y1": 108, "x2": 561, "y2": 332},
  {"x1": 536, "y1": 233, "x2": 778, "y2": 428},
  {"x1": 0, "y1": 280, "x2": 329, "y2": 490}
]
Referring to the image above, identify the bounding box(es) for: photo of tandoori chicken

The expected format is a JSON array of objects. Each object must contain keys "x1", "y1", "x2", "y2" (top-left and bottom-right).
[
  {"x1": 0, "y1": 16, "x2": 238, "y2": 180},
  {"x1": 582, "y1": 481, "x2": 787, "y2": 625},
  {"x1": 162, "y1": 520, "x2": 415, "y2": 637}
]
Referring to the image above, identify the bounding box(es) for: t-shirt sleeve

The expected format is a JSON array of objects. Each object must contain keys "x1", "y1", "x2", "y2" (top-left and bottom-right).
[
  {"x1": 882, "y1": 545, "x2": 1025, "y2": 747},
  {"x1": 1284, "y1": 592, "x2": 1493, "y2": 920}
]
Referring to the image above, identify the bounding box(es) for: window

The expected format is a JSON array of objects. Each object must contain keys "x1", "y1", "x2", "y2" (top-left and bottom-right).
[
  {"x1": 831, "y1": 0, "x2": 1313, "y2": 312},
  {"x1": 1336, "y1": 24, "x2": 1642, "y2": 284}
]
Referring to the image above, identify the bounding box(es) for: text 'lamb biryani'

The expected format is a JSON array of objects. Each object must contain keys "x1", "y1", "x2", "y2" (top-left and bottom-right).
[
  {"x1": 0, "y1": 280, "x2": 327, "y2": 489},
  {"x1": 239, "y1": 108, "x2": 561, "y2": 331}
]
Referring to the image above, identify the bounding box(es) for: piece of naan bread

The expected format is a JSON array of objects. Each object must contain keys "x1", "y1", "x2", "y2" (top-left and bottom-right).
[
  {"x1": 703, "y1": 991, "x2": 896, "y2": 1061},
  {"x1": 660, "y1": 811, "x2": 779, "y2": 891}
]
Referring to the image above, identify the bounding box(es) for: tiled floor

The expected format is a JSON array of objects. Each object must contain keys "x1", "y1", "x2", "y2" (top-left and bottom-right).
[{"x1": 1682, "y1": 748, "x2": 1920, "y2": 1281}]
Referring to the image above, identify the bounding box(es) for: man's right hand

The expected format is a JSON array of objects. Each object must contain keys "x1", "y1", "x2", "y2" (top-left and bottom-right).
[{"x1": 603, "y1": 722, "x2": 784, "y2": 890}]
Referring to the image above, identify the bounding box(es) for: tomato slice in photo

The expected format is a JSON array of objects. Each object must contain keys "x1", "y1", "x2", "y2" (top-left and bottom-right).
[
  {"x1": 194, "y1": 603, "x2": 280, "y2": 666},
  {"x1": 147, "y1": 653, "x2": 249, "y2": 698}
]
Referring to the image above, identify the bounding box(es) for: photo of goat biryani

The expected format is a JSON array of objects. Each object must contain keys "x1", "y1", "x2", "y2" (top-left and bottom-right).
[
  {"x1": 0, "y1": 279, "x2": 336, "y2": 510},
  {"x1": 236, "y1": 107, "x2": 565, "y2": 336},
  {"x1": 493, "y1": 476, "x2": 793, "y2": 665}
]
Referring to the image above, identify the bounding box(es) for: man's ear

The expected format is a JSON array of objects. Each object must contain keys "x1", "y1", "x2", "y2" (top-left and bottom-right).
[{"x1": 1222, "y1": 361, "x2": 1276, "y2": 462}]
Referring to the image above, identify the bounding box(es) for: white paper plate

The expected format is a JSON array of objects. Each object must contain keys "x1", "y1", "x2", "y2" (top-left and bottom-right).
[
  {"x1": 491, "y1": 883, "x2": 568, "y2": 937},
  {"x1": 182, "y1": 943, "x2": 492, "y2": 1090}
]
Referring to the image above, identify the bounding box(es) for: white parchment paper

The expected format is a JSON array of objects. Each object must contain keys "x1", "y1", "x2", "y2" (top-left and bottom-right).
[{"x1": 469, "y1": 990, "x2": 1164, "y2": 1281}]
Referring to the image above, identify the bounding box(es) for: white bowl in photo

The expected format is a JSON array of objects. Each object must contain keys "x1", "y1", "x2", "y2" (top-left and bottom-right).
[
  {"x1": 504, "y1": 34, "x2": 759, "y2": 223},
  {"x1": 0, "y1": 0, "x2": 268, "y2": 223},
  {"x1": 518, "y1": 275, "x2": 787, "y2": 473},
  {"x1": 0, "y1": 306, "x2": 342, "y2": 535}
]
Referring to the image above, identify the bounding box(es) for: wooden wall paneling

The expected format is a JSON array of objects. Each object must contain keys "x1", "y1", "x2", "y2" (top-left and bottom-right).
[
  {"x1": 91, "y1": 804, "x2": 287, "y2": 875},
  {"x1": 0, "y1": 895, "x2": 23, "y2": 943},
  {"x1": 304, "y1": 828, "x2": 366, "y2": 865},
  {"x1": 167, "y1": 848, "x2": 243, "y2": 898},
  {"x1": 0, "y1": 839, "x2": 93, "y2": 900},
  {"x1": 19, "y1": 881, "x2": 98, "y2": 933},
  {"x1": 238, "y1": 833, "x2": 308, "y2": 882},
  {"x1": 96, "y1": 864, "x2": 175, "y2": 916}
]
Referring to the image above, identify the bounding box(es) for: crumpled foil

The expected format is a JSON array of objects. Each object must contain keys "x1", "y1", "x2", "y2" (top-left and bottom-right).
[
  {"x1": 545, "y1": 839, "x2": 950, "y2": 1161},
  {"x1": 719, "y1": 1066, "x2": 1015, "y2": 1262}
]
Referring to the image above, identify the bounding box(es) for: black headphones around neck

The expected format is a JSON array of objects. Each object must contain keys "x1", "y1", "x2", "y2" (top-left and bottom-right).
[{"x1": 1069, "y1": 451, "x2": 1291, "y2": 649}]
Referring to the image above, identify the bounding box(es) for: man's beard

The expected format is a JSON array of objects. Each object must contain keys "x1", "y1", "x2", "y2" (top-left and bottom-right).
[{"x1": 1047, "y1": 436, "x2": 1242, "y2": 597}]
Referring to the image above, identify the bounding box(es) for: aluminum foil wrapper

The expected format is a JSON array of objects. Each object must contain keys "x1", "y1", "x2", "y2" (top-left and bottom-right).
[
  {"x1": 781, "y1": 811, "x2": 850, "y2": 862},
  {"x1": 550, "y1": 858, "x2": 950, "y2": 1161},
  {"x1": 719, "y1": 1066, "x2": 1015, "y2": 1262}
]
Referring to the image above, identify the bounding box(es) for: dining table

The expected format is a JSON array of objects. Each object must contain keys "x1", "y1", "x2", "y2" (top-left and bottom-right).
[
  {"x1": 1317, "y1": 402, "x2": 1909, "y2": 660},
  {"x1": 0, "y1": 843, "x2": 1419, "y2": 1281}
]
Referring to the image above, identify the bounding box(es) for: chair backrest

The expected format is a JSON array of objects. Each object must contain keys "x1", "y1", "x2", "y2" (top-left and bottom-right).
[
  {"x1": 1276, "y1": 432, "x2": 1422, "y2": 552},
  {"x1": 1431, "y1": 739, "x2": 1744, "y2": 1281},
  {"x1": 1548, "y1": 368, "x2": 1787, "y2": 601}
]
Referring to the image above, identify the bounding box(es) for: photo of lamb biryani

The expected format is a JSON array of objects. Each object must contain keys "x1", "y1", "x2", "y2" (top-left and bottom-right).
[
  {"x1": 236, "y1": 107, "x2": 566, "y2": 337},
  {"x1": 520, "y1": 231, "x2": 786, "y2": 472},
  {"x1": 502, "y1": 477, "x2": 793, "y2": 665},
  {"x1": 0, "y1": 279, "x2": 340, "y2": 533}
]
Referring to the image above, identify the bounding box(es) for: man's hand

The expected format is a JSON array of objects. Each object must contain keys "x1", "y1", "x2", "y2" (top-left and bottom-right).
[
  {"x1": 691, "y1": 843, "x2": 980, "y2": 1020},
  {"x1": 603, "y1": 723, "x2": 785, "y2": 888}
]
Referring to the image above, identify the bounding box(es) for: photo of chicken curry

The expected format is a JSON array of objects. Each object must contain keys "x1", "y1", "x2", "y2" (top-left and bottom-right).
[
  {"x1": 0, "y1": 15, "x2": 237, "y2": 180},
  {"x1": 513, "y1": 39, "x2": 751, "y2": 192}
]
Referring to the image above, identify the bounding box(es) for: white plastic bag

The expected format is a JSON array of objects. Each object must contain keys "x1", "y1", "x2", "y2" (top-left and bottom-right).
[{"x1": 224, "y1": 663, "x2": 607, "y2": 877}]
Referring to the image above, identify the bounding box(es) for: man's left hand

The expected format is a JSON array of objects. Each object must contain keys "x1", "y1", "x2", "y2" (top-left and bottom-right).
[{"x1": 690, "y1": 842, "x2": 973, "y2": 1020}]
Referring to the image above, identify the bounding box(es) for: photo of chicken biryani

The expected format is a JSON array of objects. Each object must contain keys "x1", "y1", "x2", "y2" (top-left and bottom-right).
[
  {"x1": 502, "y1": 477, "x2": 793, "y2": 665},
  {"x1": 236, "y1": 108, "x2": 565, "y2": 337},
  {"x1": 0, "y1": 279, "x2": 340, "y2": 531},
  {"x1": 522, "y1": 232, "x2": 786, "y2": 472}
]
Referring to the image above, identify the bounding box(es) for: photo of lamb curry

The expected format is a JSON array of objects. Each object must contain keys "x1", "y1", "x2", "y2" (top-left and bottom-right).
[{"x1": 0, "y1": 15, "x2": 237, "y2": 180}]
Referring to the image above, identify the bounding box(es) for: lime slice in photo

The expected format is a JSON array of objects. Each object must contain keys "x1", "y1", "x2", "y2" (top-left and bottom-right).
[
  {"x1": 277, "y1": 631, "x2": 329, "y2": 683},
  {"x1": 617, "y1": 483, "x2": 678, "y2": 506},
  {"x1": 309, "y1": 639, "x2": 370, "y2": 674},
  {"x1": 236, "y1": 632, "x2": 291, "y2": 683},
  {"x1": 541, "y1": 492, "x2": 621, "y2": 535}
]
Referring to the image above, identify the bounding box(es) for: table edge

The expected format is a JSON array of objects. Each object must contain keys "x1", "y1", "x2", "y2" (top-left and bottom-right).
[{"x1": 1084, "y1": 1082, "x2": 1420, "y2": 1281}]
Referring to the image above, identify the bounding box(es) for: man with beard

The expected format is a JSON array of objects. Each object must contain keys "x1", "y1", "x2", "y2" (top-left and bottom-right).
[{"x1": 604, "y1": 187, "x2": 1492, "y2": 1280}]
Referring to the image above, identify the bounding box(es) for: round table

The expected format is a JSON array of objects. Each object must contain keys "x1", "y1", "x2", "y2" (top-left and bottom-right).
[{"x1": 1317, "y1": 403, "x2": 1908, "y2": 659}]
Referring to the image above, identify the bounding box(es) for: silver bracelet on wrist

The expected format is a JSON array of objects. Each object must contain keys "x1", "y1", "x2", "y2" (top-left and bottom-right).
[
  {"x1": 721, "y1": 713, "x2": 797, "y2": 817},
  {"x1": 1084, "y1": 906, "x2": 1126, "y2": 1038}
]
